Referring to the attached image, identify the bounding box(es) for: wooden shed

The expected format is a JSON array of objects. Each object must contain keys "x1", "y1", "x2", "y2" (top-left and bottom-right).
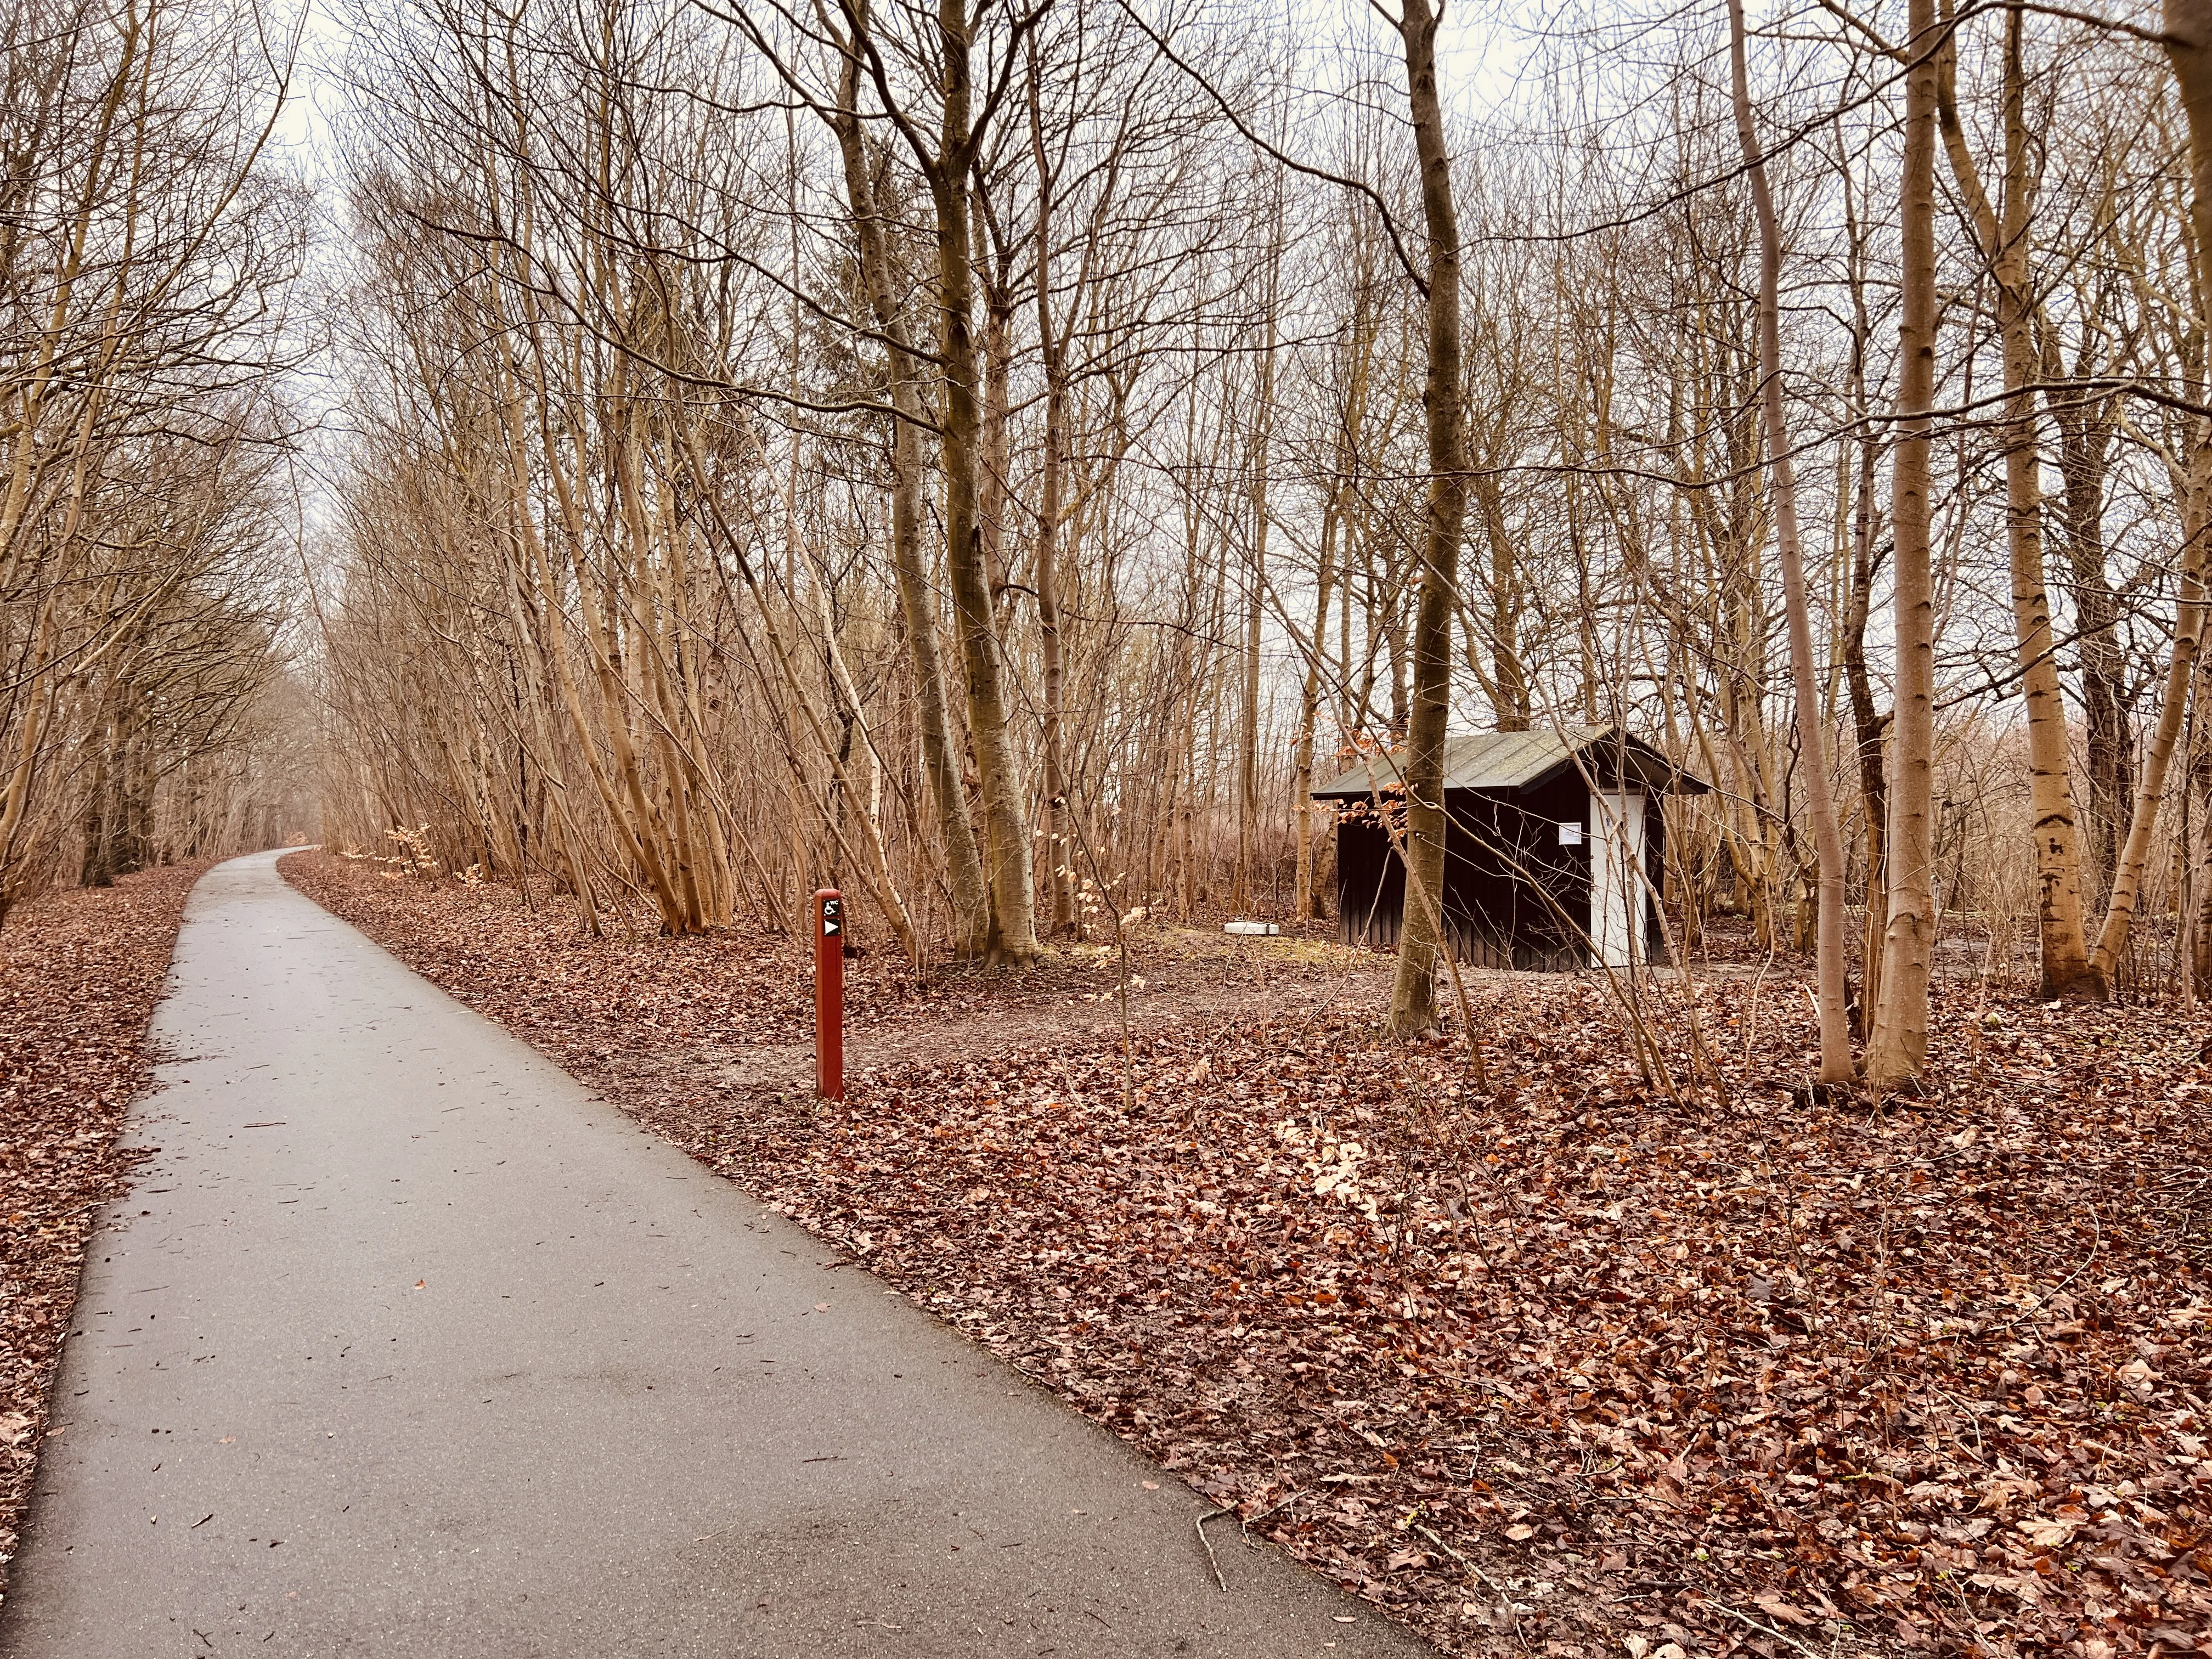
[{"x1": 1312, "y1": 727, "x2": 1707, "y2": 970}]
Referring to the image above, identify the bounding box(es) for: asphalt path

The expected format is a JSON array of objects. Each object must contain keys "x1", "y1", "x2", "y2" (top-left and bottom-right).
[{"x1": 2, "y1": 851, "x2": 1429, "y2": 1658}]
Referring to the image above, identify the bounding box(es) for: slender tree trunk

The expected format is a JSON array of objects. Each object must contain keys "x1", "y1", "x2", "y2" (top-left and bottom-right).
[
  {"x1": 2194, "y1": 750, "x2": 2212, "y2": 996},
  {"x1": 0, "y1": 605, "x2": 64, "y2": 918},
  {"x1": 1844, "y1": 464, "x2": 1889, "y2": 1032},
  {"x1": 1866, "y1": 0, "x2": 1942, "y2": 1089},
  {"x1": 1726, "y1": 0, "x2": 1852, "y2": 1081},
  {"x1": 979, "y1": 239, "x2": 1017, "y2": 610},
  {"x1": 80, "y1": 684, "x2": 116, "y2": 889},
  {"x1": 2103, "y1": 1, "x2": 2212, "y2": 981},
  {"x1": 1839, "y1": 178, "x2": 1888, "y2": 1033},
  {"x1": 2045, "y1": 374, "x2": 2134, "y2": 899},
  {"x1": 1295, "y1": 267, "x2": 1380, "y2": 922},
  {"x1": 504, "y1": 557, "x2": 601, "y2": 934},
  {"x1": 2093, "y1": 445, "x2": 2208, "y2": 980},
  {"x1": 1294, "y1": 491, "x2": 1342, "y2": 922},
  {"x1": 1034, "y1": 370, "x2": 1075, "y2": 938},
  {"x1": 1387, "y1": 0, "x2": 1470, "y2": 1036},
  {"x1": 1934, "y1": 3, "x2": 2103, "y2": 998},
  {"x1": 826, "y1": 20, "x2": 990, "y2": 955},
  {"x1": 1473, "y1": 476, "x2": 1529, "y2": 731},
  {"x1": 117, "y1": 686, "x2": 153, "y2": 877},
  {"x1": 1235, "y1": 307, "x2": 1277, "y2": 915},
  {"x1": 1026, "y1": 57, "x2": 1075, "y2": 939}
]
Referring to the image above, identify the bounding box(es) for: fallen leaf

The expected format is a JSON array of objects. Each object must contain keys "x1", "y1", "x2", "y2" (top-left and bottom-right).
[{"x1": 1752, "y1": 1593, "x2": 1816, "y2": 1627}]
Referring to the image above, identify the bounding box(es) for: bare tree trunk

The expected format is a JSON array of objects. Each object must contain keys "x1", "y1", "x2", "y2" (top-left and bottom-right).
[
  {"x1": 1472, "y1": 473, "x2": 1529, "y2": 731},
  {"x1": 1294, "y1": 484, "x2": 1343, "y2": 922},
  {"x1": 978, "y1": 208, "x2": 1018, "y2": 612},
  {"x1": 1866, "y1": 0, "x2": 1942, "y2": 1089},
  {"x1": 1387, "y1": 0, "x2": 1469, "y2": 1037},
  {"x1": 2094, "y1": 448, "x2": 2208, "y2": 979},
  {"x1": 2045, "y1": 375, "x2": 2135, "y2": 900},
  {"x1": 1936, "y1": 2, "x2": 2103, "y2": 999},
  {"x1": 0, "y1": 602, "x2": 60, "y2": 916},
  {"x1": 79, "y1": 678, "x2": 118, "y2": 888},
  {"x1": 930, "y1": 0, "x2": 1037, "y2": 964},
  {"x1": 1726, "y1": 0, "x2": 1852, "y2": 1082},
  {"x1": 1034, "y1": 376, "x2": 1075, "y2": 936},
  {"x1": 2194, "y1": 742, "x2": 2212, "y2": 996},
  {"x1": 827, "y1": 12, "x2": 990, "y2": 955},
  {"x1": 2101, "y1": 0, "x2": 2212, "y2": 982},
  {"x1": 1843, "y1": 458, "x2": 1889, "y2": 1031},
  {"x1": 1234, "y1": 285, "x2": 1278, "y2": 916},
  {"x1": 1026, "y1": 53, "x2": 1074, "y2": 939},
  {"x1": 1838, "y1": 172, "x2": 1888, "y2": 1033}
]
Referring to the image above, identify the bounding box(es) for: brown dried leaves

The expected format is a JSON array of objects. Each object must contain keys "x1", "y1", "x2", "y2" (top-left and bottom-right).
[
  {"x1": 0, "y1": 859, "x2": 211, "y2": 1602},
  {"x1": 286, "y1": 853, "x2": 2212, "y2": 1658}
]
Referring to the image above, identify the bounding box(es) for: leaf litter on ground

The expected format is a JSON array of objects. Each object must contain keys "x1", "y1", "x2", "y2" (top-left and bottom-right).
[
  {"x1": 281, "y1": 851, "x2": 2211, "y2": 1658},
  {"x1": 0, "y1": 859, "x2": 213, "y2": 1605}
]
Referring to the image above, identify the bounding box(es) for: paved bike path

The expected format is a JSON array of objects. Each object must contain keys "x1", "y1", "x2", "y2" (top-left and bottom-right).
[{"x1": 3, "y1": 851, "x2": 1425, "y2": 1657}]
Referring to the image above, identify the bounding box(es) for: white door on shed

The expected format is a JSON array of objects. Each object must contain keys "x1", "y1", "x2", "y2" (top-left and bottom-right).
[{"x1": 1589, "y1": 789, "x2": 1646, "y2": 969}]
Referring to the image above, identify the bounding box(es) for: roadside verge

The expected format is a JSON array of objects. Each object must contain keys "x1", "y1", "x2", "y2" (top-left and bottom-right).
[{"x1": 0, "y1": 858, "x2": 214, "y2": 1606}]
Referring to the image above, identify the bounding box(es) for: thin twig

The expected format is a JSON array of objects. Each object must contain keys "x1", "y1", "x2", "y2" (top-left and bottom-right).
[
  {"x1": 1195, "y1": 1506, "x2": 1230, "y2": 1591},
  {"x1": 1240, "y1": 1494, "x2": 1294, "y2": 1541},
  {"x1": 1411, "y1": 1522, "x2": 1524, "y2": 1649},
  {"x1": 1707, "y1": 1599, "x2": 1830, "y2": 1659}
]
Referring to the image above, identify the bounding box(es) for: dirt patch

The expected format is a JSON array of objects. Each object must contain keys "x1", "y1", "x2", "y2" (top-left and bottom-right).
[
  {"x1": 0, "y1": 857, "x2": 213, "y2": 1603},
  {"x1": 282, "y1": 852, "x2": 2212, "y2": 1657}
]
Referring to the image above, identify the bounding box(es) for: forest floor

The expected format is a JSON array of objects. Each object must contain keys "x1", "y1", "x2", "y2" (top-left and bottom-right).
[
  {"x1": 0, "y1": 858, "x2": 213, "y2": 1606},
  {"x1": 262, "y1": 853, "x2": 2209, "y2": 1657}
]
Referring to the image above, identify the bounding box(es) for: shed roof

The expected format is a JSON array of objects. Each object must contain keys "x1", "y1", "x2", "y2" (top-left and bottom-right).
[{"x1": 1310, "y1": 725, "x2": 1707, "y2": 799}]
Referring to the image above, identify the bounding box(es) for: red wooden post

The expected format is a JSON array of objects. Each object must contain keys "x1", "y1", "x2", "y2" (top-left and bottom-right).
[{"x1": 814, "y1": 888, "x2": 844, "y2": 1102}]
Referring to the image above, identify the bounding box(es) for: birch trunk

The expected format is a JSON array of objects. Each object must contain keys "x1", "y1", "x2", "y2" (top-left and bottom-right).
[
  {"x1": 2103, "y1": 0, "x2": 2212, "y2": 980},
  {"x1": 1026, "y1": 57, "x2": 1075, "y2": 939},
  {"x1": 1935, "y1": 3, "x2": 2102, "y2": 1000},
  {"x1": 1866, "y1": 0, "x2": 1942, "y2": 1089},
  {"x1": 1726, "y1": 0, "x2": 1853, "y2": 1082}
]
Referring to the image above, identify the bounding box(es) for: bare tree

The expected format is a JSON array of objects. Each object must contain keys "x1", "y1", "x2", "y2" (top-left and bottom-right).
[
  {"x1": 1384, "y1": 0, "x2": 1469, "y2": 1037},
  {"x1": 1866, "y1": 0, "x2": 1943, "y2": 1090},
  {"x1": 1725, "y1": 0, "x2": 1852, "y2": 1082}
]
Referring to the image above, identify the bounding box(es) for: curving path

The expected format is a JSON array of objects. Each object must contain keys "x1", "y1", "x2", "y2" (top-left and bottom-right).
[{"x1": 2, "y1": 851, "x2": 1427, "y2": 1657}]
